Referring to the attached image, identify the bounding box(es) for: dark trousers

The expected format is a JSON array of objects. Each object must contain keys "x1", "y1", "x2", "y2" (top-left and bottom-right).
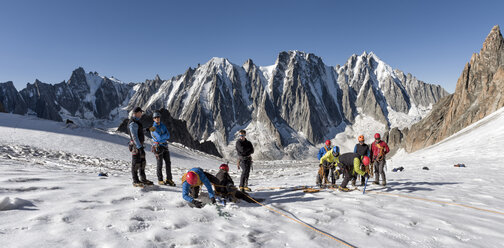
[
  {"x1": 190, "y1": 172, "x2": 220, "y2": 199},
  {"x1": 338, "y1": 163, "x2": 352, "y2": 188},
  {"x1": 374, "y1": 159, "x2": 386, "y2": 183},
  {"x1": 132, "y1": 149, "x2": 147, "y2": 183},
  {"x1": 239, "y1": 158, "x2": 252, "y2": 188},
  {"x1": 155, "y1": 146, "x2": 172, "y2": 181}
]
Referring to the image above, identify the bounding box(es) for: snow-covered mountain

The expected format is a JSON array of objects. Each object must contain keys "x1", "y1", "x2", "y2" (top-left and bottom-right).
[
  {"x1": 129, "y1": 51, "x2": 448, "y2": 159},
  {"x1": 0, "y1": 68, "x2": 135, "y2": 125}
]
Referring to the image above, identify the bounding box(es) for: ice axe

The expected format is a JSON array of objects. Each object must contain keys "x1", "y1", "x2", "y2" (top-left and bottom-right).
[{"x1": 363, "y1": 176, "x2": 369, "y2": 194}]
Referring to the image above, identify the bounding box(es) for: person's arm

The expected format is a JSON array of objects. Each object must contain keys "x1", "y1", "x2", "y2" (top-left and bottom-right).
[
  {"x1": 354, "y1": 158, "x2": 365, "y2": 176},
  {"x1": 164, "y1": 125, "x2": 170, "y2": 140},
  {"x1": 317, "y1": 148, "x2": 324, "y2": 160},
  {"x1": 320, "y1": 151, "x2": 330, "y2": 164},
  {"x1": 182, "y1": 182, "x2": 194, "y2": 202},
  {"x1": 129, "y1": 122, "x2": 142, "y2": 149},
  {"x1": 354, "y1": 145, "x2": 357, "y2": 154},
  {"x1": 384, "y1": 142, "x2": 390, "y2": 154},
  {"x1": 151, "y1": 127, "x2": 162, "y2": 143},
  {"x1": 200, "y1": 172, "x2": 215, "y2": 199},
  {"x1": 367, "y1": 147, "x2": 371, "y2": 158},
  {"x1": 250, "y1": 141, "x2": 254, "y2": 154}
]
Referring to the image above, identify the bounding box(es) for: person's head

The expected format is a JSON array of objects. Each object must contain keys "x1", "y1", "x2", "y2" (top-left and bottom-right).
[
  {"x1": 332, "y1": 146, "x2": 340, "y2": 157},
  {"x1": 374, "y1": 133, "x2": 381, "y2": 142},
  {"x1": 186, "y1": 171, "x2": 199, "y2": 185},
  {"x1": 238, "y1": 129, "x2": 246, "y2": 140},
  {"x1": 133, "y1": 107, "x2": 143, "y2": 119},
  {"x1": 153, "y1": 111, "x2": 161, "y2": 124},
  {"x1": 219, "y1": 163, "x2": 229, "y2": 172},
  {"x1": 358, "y1": 135, "x2": 365, "y2": 144},
  {"x1": 325, "y1": 140, "x2": 331, "y2": 147},
  {"x1": 362, "y1": 156, "x2": 370, "y2": 166}
]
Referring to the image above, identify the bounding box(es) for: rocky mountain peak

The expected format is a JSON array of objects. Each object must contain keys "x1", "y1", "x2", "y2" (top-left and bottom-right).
[{"x1": 482, "y1": 25, "x2": 503, "y2": 53}]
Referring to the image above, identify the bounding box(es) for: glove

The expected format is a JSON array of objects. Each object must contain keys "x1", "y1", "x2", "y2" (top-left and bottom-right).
[
  {"x1": 211, "y1": 197, "x2": 216, "y2": 204},
  {"x1": 192, "y1": 200, "x2": 203, "y2": 208}
]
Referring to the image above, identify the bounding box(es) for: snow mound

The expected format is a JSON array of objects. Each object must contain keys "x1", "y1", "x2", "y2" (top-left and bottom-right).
[{"x1": 0, "y1": 197, "x2": 36, "y2": 211}]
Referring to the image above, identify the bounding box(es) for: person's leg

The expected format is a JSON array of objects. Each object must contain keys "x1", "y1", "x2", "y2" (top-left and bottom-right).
[
  {"x1": 339, "y1": 166, "x2": 351, "y2": 188},
  {"x1": 163, "y1": 148, "x2": 172, "y2": 180},
  {"x1": 131, "y1": 154, "x2": 140, "y2": 183},
  {"x1": 156, "y1": 154, "x2": 163, "y2": 182},
  {"x1": 379, "y1": 160, "x2": 386, "y2": 185},
  {"x1": 374, "y1": 160, "x2": 380, "y2": 184},
  {"x1": 239, "y1": 159, "x2": 251, "y2": 188},
  {"x1": 330, "y1": 165, "x2": 336, "y2": 185},
  {"x1": 191, "y1": 186, "x2": 200, "y2": 199},
  {"x1": 316, "y1": 165, "x2": 324, "y2": 186}
]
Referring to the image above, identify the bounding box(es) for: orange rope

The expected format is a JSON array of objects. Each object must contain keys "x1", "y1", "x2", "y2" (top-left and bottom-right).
[{"x1": 244, "y1": 194, "x2": 355, "y2": 248}]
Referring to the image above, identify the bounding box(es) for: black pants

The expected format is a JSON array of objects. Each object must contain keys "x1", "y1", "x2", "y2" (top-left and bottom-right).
[
  {"x1": 338, "y1": 163, "x2": 352, "y2": 188},
  {"x1": 217, "y1": 186, "x2": 256, "y2": 203},
  {"x1": 132, "y1": 148, "x2": 147, "y2": 183},
  {"x1": 239, "y1": 158, "x2": 252, "y2": 188},
  {"x1": 190, "y1": 172, "x2": 220, "y2": 199},
  {"x1": 155, "y1": 146, "x2": 172, "y2": 181},
  {"x1": 374, "y1": 159, "x2": 386, "y2": 183}
]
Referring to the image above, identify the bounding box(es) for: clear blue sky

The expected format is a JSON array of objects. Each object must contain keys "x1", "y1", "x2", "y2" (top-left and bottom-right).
[{"x1": 1, "y1": 0, "x2": 503, "y2": 92}]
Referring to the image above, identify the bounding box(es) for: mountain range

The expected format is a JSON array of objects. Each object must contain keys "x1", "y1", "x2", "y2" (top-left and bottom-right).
[{"x1": 1, "y1": 50, "x2": 449, "y2": 159}]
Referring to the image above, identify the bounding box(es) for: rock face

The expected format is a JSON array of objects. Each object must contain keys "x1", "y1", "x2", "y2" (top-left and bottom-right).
[
  {"x1": 128, "y1": 51, "x2": 447, "y2": 159},
  {"x1": 0, "y1": 81, "x2": 27, "y2": 115},
  {"x1": 117, "y1": 108, "x2": 221, "y2": 157},
  {"x1": 13, "y1": 68, "x2": 134, "y2": 122},
  {"x1": 405, "y1": 25, "x2": 504, "y2": 152}
]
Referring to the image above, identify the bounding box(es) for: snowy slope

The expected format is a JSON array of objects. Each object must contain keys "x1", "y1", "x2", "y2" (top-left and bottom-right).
[{"x1": 1, "y1": 109, "x2": 504, "y2": 247}]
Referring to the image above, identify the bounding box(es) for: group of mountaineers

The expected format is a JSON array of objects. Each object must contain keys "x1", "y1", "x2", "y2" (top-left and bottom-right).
[{"x1": 127, "y1": 106, "x2": 390, "y2": 208}]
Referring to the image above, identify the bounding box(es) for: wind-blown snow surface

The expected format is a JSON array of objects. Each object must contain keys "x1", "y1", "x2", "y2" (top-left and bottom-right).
[{"x1": 1, "y1": 110, "x2": 504, "y2": 247}]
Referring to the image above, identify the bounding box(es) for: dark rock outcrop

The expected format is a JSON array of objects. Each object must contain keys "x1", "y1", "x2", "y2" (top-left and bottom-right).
[{"x1": 0, "y1": 81, "x2": 27, "y2": 115}]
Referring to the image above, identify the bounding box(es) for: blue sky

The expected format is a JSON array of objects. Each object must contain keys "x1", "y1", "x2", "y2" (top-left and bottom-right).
[{"x1": 1, "y1": 0, "x2": 503, "y2": 92}]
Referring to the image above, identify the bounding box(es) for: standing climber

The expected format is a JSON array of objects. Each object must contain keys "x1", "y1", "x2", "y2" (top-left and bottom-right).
[
  {"x1": 236, "y1": 129, "x2": 254, "y2": 192},
  {"x1": 150, "y1": 111, "x2": 175, "y2": 186},
  {"x1": 371, "y1": 133, "x2": 390, "y2": 186},
  {"x1": 318, "y1": 146, "x2": 340, "y2": 187},
  {"x1": 128, "y1": 107, "x2": 153, "y2": 187},
  {"x1": 317, "y1": 140, "x2": 332, "y2": 160},
  {"x1": 352, "y1": 135, "x2": 371, "y2": 186},
  {"x1": 182, "y1": 167, "x2": 219, "y2": 208},
  {"x1": 336, "y1": 152, "x2": 370, "y2": 191}
]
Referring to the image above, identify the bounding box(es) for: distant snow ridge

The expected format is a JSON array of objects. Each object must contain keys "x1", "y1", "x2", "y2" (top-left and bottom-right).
[{"x1": 130, "y1": 51, "x2": 448, "y2": 159}]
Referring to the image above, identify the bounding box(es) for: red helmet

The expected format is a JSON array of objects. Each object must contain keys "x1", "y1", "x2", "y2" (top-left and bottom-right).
[
  {"x1": 374, "y1": 133, "x2": 381, "y2": 139},
  {"x1": 362, "y1": 156, "x2": 370, "y2": 166},
  {"x1": 325, "y1": 140, "x2": 331, "y2": 146},
  {"x1": 219, "y1": 163, "x2": 229, "y2": 172},
  {"x1": 358, "y1": 135, "x2": 365, "y2": 142},
  {"x1": 186, "y1": 171, "x2": 198, "y2": 185}
]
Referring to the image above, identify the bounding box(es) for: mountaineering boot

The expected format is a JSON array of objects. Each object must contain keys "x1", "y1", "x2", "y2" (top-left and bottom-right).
[
  {"x1": 141, "y1": 179, "x2": 154, "y2": 185},
  {"x1": 381, "y1": 180, "x2": 387, "y2": 187},
  {"x1": 239, "y1": 186, "x2": 245, "y2": 192},
  {"x1": 373, "y1": 181, "x2": 379, "y2": 185},
  {"x1": 243, "y1": 187, "x2": 252, "y2": 192},
  {"x1": 158, "y1": 180, "x2": 167, "y2": 185},
  {"x1": 351, "y1": 180, "x2": 356, "y2": 187},
  {"x1": 338, "y1": 186, "x2": 350, "y2": 192},
  {"x1": 165, "y1": 179, "x2": 176, "y2": 187},
  {"x1": 133, "y1": 182, "x2": 144, "y2": 188}
]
